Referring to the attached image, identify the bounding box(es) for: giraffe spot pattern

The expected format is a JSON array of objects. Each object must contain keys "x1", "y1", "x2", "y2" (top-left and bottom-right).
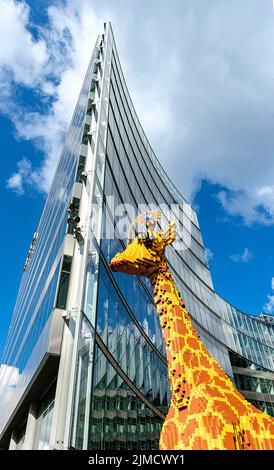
[{"x1": 110, "y1": 231, "x2": 274, "y2": 450}]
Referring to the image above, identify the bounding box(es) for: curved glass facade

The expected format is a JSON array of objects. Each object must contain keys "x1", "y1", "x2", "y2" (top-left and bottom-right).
[
  {"x1": 71, "y1": 24, "x2": 274, "y2": 450},
  {"x1": 1, "y1": 23, "x2": 273, "y2": 450}
]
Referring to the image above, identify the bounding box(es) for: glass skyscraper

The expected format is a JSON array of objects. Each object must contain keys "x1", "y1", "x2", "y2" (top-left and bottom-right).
[{"x1": 0, "y1": 23, "x2": 273, "y2": 451}]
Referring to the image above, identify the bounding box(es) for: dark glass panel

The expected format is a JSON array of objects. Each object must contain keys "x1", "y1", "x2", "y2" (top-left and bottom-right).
[
  {"x1": 56, "y1": 256, "x2": 72, "y2": 309},
  {"x1": 87, "y1": 344, "x2": 164, "y2": 450}
]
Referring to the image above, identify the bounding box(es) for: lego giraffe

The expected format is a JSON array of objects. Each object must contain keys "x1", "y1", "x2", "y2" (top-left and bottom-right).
[{"x1": 110, "y1": 212, "x2": 274, "y2": 450}]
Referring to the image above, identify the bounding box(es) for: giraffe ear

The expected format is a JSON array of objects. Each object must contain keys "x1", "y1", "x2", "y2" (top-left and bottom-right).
[{"x1": 162, "y1": 221, "x2": 176, "y2": 246}]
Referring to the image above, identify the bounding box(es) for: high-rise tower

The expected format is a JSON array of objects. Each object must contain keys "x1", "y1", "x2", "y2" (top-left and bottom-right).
[{"x1": 1, "y1": 23, "x2": 273, "y2": 450}]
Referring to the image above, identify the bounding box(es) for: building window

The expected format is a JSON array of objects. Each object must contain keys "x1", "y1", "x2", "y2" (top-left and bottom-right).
[
  {"x1": 235, "y1": 373, "x2": 274, "y2": 395},
  {"x1": 229, "y1": 350, "x2": 265, "y2": 371},
  {"x1": 16, "y1": 426, "x2": 26, "y2": 450},
  {"x1": 87, "y1": 101, "x2": 98, "y2": 122},
  {"x1": 82, "y1": 124, "x2": 90, "y2": 145},
  {"x1": 93, "y1": 64, "x2": 98, "y2": 75},
  {"x1": 249, "y1": 400, "x2": 274, "y2": 418},
  {"x1": 56, "y1": 255, "x2": 72, "y2": 309},
  {"x1": 67, "y1": 198, "x2": 80, "y2": 235},
  {"x1": 97, "y1": 83, "x2": 101, "y2": 98},
  {"x1": 76, "y1": 155, "x2": 86, "y2": 183},
  {"x1": 34, "y1": 386, "x2": 56, "y2": 450},
  {"x1": 90, "y1": 80, "x2": 96, "y2": 93}
]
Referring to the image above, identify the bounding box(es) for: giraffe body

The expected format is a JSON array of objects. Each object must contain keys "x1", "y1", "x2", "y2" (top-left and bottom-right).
[{"x1": 110, "y1": 220, "x2": 274, "y2": 450}]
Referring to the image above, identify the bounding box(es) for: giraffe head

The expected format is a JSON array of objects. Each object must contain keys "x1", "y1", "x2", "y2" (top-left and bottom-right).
[{"x1": 109, "y1": 217, "x2": 176, "y2": 278}]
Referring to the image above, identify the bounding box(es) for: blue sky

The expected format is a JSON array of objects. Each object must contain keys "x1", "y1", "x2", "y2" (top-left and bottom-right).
[{"x1": 0, "y1": 0, "x2": 274, "y2": 358}]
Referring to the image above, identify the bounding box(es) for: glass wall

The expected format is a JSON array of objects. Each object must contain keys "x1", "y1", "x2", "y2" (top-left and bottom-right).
[
  {"x1": 72, "y1": 26, "x2": 274, "y2": 450},
  {"x1": 248, "y1": 400, "x2": 274, "y2": 418},
  {"x1": 234, "y1": 374, "x2": 274, "y2": 395},
  {"x1": 0, "y1": 35, "x2": 103, "y2": 437},
  {"x1": 71, "y1": 25, "x2": 274, "y2": 450},
  {"x1": 72, "y1": 313, "x2": 166, "y2": 450},
  {"x1": 229, "y1": 350, "x2": 274, "y2": 417},
  {"x1": 34, "y1": 386, "x2": 56, "y2": 450},
  {"x1": 88, "y1": 344, "x2": 164, "y2": 450}
]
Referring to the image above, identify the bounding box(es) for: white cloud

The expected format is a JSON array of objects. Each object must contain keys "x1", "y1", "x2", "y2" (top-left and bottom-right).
[
  {"x1": 1, "y1": 0, "x2": 106, "y2": 193},
  {"x1": 0, "y1": 0, "x2": 48, "y2": 87},
  {"x1": 263, "y1": 278, "x2": 274, "y2": 314},
  {"x1": 205, "y1": 247, "x2": 214, "y2": 262},
  {"x1": 217, "y1": 187, "x2": 274, "y2": 226},
  {"x1": 230, "y1": 248, "x2": 253, "y2": 263},
  {"x1": 6, "y1": 172, "x2": 24, "y2": 196},
  {"x1": 115, "y1": 0, "x2": 274, "y2": 225},
  {"x1": 6, "y1": 158, "x2": 36, "y2": 195},
  {"x1": 264, "y1": 295, "x2": 274, "y2": 314},
  {"x1": 2, "y1": 0, "x2": 274, "y2": 230}
]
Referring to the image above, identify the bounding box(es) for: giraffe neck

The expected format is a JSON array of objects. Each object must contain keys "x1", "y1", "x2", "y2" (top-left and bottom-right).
[{"x1": 149, "y1": 267, "x2": 228, "y2": 409}]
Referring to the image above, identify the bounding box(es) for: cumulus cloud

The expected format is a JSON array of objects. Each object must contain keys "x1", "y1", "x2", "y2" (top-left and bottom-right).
[
  {"x1": 264, "y1": 295, "x2": 274, "y2": 314},
  {"x1": 6, "y1": 172, "x2": 24, "y2": 196},
  {"x1": 0, "y1": 0, "x2": 48, "y2": 87},
  {"x1": 205, "y1": 247, "x2": 214, "y2": 262},
  {"x1": 1, "y1": 0, "x2": 105, "y2": 193},
  {"x1": 229, "y1": 248, "x2": 253, "y2": 263},
  {"x1": 217, "y1": 187, "x2": 274, "y2": 226},
  {"x1": 114, "y1": 0, "x2": 274, "y2": 225},
  {"x1": 2, "y1": 0, "x2": 274, "y2": 229},
  {"x1": 263, "y1": 277, "x2": 274, "y2": 314},
  {"x1": 6, "y1": 158, "x2": 36, "y2": 195}
]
